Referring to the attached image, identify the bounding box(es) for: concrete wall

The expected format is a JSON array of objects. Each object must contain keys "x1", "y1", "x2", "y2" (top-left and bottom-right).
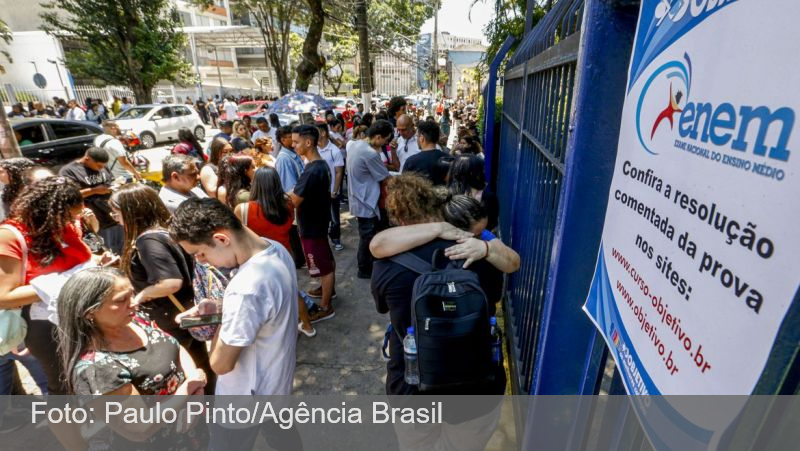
[{"x1": 0, "y1": 31, "x2": 72, "y2": 99}]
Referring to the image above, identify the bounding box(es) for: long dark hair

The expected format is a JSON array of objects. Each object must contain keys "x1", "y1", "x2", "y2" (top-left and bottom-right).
[
  {"x1": 218, "y1": 155, "x2": 253, "y2": 208},
  {"x1": 208, "y1": 137, "x2": 231, "y2": 166},
  {"x1": 269, "y1": 113, "x2": 281, "y2": 129},
  {"x1": 442, "y1": 194, "x2": 487, "y2": 231},
  {"x1": 109, "y1": 184, "x2": 172, "y2": 278},
  {"x1": 0, "y1": 158, "x2": 36, "y2": 207},
  {"x1": 178, "y1": 127, "x2": 203, "y2": 154},
  {"x1": 250, "y1": 166, "x2": 289, "y2": 225},
  {"x1": 9, "y1": 177, "x2": 84, "y2": 266},
  {"x1": 447, "y1": 154, "x2": 486, "y2": 195}
]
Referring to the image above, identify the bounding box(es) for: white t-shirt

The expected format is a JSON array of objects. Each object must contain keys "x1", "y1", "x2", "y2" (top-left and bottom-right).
[
  {"x1": 217, "y1": 239, "x2": 298, "y2": 395},
  {"x1": 94, "y1": 134, "x2": 130, "y2": 180},
  {"x1": 67, "y1": 106, "x2": 86, "y2": 121},
  {"x1": 318, "y1": 141, "x2": 345, "y2": 194},
  {"x1": 158, "y1": 186, "x2": 208, "y2": 214},
  {"x1": 251, "y1": 128, "x2": 276, "y2": 143},
  {"x1": 397, "y1": 134, "x2": 420, "y2": 171},
  {"x1": 223, "y1": 100, "x2": 238, "y2": 120}
]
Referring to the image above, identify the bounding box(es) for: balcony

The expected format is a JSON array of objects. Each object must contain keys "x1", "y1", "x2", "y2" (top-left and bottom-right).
[
  {"x1": 209, "y1": 59, "x2": 235, "y2": 68},
  {"x1": 206, "y1": 5, "x2": 227, "y2": 17}
]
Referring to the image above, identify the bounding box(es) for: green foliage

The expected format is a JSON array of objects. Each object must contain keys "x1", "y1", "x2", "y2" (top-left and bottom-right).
[
  {"x1": 191, "y1": 0, "x2": 299, "y2": 95},
  {"x1": 472, "y1": 0, "x2": 547, "y2": 66},
  {"x1": 0, "y1": 19, "x2": 12, "y2": 74},
  {"x1": 365, "y1": 0, "x2": 434, "y2": 53},
  {"x1": 322, "y1": 19, "x2": 358, "y2": 94},
  {"x1": 40, "y1": 0, "x2": 190, "y2": 103},
  {"x1": 477, "y1": 96, "x2": 502, "y2": 140}
]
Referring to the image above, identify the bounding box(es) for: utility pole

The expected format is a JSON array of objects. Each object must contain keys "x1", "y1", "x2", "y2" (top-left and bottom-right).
[
  {"x1": 431, "y1": 0, "x2": 439, "y2": 101},
  {"x1": 355, "y1": 0, "x2": 372, "y2": 108},
  {"x1": 214, "y1": 46, "x2": 223, "y2": 99}
]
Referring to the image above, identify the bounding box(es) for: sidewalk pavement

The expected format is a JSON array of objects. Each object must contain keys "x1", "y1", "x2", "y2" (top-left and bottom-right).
[{"x1": 293, "y1": 211, "x2": 389, "y2": 395}]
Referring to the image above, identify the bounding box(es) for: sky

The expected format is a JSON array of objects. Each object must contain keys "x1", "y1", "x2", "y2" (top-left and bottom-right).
[{"x1": 419, "y1": 0, "x2": 496, "y2": 45}]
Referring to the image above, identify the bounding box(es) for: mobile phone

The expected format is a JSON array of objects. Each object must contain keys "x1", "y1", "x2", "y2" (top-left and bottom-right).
[
  {"x1": 101, "y1": 255, "x2": 120, "y2": 267},
  {"x1": 179, "y1": 314, "x2": 222, "y2": 329}
]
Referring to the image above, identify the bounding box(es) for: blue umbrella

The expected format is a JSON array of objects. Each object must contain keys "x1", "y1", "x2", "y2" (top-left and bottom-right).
[{"x1": 267, "y1": 91, "x2": 333, "y2": 115}]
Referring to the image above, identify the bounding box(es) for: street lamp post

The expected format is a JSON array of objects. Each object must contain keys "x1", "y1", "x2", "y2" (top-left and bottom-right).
[
  {"x1": 213, "y1": 46, "x2": 224, "y2": 99},
  {"x1": 47, "y1": 59, "x2": 70, "y2": 100}
]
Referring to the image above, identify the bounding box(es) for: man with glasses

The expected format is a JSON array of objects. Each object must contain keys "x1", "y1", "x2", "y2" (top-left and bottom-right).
[
  {"x1": 158, "y1": 154, "x2": 208, "y2": 214},
  {"x1": 59, "y1": 147, "x2": 123, "y2": 253}
]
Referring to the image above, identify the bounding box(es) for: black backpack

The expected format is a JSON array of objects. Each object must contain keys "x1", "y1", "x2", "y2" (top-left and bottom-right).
[{"x1": 390, "y1": 251, "x2": 495, "y2": 392}]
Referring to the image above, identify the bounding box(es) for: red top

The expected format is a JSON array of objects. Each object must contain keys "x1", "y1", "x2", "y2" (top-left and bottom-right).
[
  {"x1": 244, "y1": 201, "x2": 294, "y2": 255},
  {"x1": 0, "y1": 220, "x2": 92, "y2": 284},
  {"x1": 342, "y1": 109, "x2": 355, "y2": 129}
]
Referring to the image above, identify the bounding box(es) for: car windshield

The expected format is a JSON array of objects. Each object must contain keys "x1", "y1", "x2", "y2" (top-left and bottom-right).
[
  {"x1": 238, "y1": 103, "x2": 262, "y2": 112},
  {"x1": 332, "y1": 99, "x2": 348, "y2": 107},
  {"x1": 116, "y1": 107, "x2": 151, "y2": 120}
]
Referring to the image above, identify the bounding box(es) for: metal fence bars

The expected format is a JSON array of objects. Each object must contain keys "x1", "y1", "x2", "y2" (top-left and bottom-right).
[{"x1": 497, "y1": 0, "x2": 584, "y2": 398}]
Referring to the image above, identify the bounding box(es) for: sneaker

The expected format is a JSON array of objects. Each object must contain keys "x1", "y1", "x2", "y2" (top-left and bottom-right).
[
  {"x1": 307, "y1": 286, "x2": 337, "y2": 299},
  {"x1": 297, "y1": 322, "x2": 317, "y2": 338},
  {"x1": 333, "y1": 240, "x2": 344, "y2": 251},
  {"x1": 309, "y1": 307, "x2": 336, "y2": 324}
]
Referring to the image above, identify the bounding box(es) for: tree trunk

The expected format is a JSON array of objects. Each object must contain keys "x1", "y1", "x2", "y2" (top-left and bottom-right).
[
  {"x1": 295, "y1": 0, "x2": 325, "y2": 92},
  {"x1": 0, "y1": 98, "x2": 21, "y2": 159},
  {"x1": 131, "y1": 81, "x2": 152, "y2": 105},
  {"x1": 275, "y1": 66, "x2": 290, "y2": 96},
  {"x1": 355, "y1": 0, "x2": 372, "y2": 94}
]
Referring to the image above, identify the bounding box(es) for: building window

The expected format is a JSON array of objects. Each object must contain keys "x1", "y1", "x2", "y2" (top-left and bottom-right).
[{"x1": 179, "y1": 12, "x2": 193, "y2": 26}]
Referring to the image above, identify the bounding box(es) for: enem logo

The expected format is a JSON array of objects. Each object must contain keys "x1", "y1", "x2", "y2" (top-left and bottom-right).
[{"x1": 636, "y1": 53, "x2": 794, "y2": 162}]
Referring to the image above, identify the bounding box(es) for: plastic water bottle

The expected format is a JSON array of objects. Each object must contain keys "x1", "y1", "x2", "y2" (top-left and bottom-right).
[
  {"x1": 490, "y1": 317, "x2": 502, "y2": 365},
  {"x1": 403, "y1": 327, "x2": 420, "y2": 385}
]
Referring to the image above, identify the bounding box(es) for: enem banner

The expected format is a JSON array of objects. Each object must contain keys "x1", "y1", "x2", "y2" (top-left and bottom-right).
[{"x1": 584, "y1": 0, "x2": 799, "y2": 399}]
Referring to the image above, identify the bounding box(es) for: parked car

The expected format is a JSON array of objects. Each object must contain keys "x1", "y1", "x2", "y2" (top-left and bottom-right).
[
  {"x1": 235, "y1": 100, "x2": 270, "y2": 119},
  {"x1": 114, "y1": 104, "x2": 206, "y2": 148},
  {"x1": 11, "y1": 118, "x2": 103, "y2": 167}
]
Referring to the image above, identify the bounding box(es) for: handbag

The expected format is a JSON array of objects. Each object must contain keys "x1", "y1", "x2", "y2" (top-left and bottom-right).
[{"x1": 0, "y1": 224, "x2": 28, "y2": 355}]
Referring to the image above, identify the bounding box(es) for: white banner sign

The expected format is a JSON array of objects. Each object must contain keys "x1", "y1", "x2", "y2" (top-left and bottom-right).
[{"x1": 584, "y1": 0, "x2": 800, "y2": 400}]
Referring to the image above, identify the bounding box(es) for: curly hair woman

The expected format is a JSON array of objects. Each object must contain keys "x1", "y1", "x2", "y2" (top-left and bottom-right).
[
  {"x1": 370, "y1": 173, "x2": 507, "y2": 402},
  {"x1": 0, "y1": 177, "x2": 94, "y2": 395},
  {"x1": 0, "y1": 157, "x2": 36, "y2": 215},
  {"x1": 216, "y1": 155, "x2": 255, "y2": 208},
  {"x1": 109, "y1": 183, "x2": 214, "y2": 393}
]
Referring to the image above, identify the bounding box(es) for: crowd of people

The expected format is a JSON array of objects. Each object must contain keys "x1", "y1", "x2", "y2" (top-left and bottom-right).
[{"x1": 0, "y1": 95, "x2": 519, "y2": 450}]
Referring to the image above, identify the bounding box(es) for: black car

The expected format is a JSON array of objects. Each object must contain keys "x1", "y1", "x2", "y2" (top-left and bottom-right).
[{"x1": 11, "y1": 118, "x2": 103, "y2": 167}]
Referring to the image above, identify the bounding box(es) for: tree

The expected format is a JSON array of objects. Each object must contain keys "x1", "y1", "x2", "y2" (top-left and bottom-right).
[
  {"x1": 472, "y1": 0, "x2": 547, "y2": 65},
  {"x1": 190, "y1": 0, "x2": 298, "y2": 95},
  {"x1": 323, "y1": 0, "x2": 435, "y2": 94},
  {"x1": 295, "y1": 0, "x2": 326, "y2": 92},
  {"x1": 40, "y1": 0, "x2": 191, "y2": 104},
  {"x1": 0, "y1": 19, "x2": 12, "y2": 74},
  {"x1": 321, "y1": 21, "x2": 358, "y2": 96}
]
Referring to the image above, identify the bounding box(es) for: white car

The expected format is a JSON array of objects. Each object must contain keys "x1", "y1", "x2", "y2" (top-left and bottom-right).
[{"x1": 114, "y1": 104, "x2": 206, "y2": 148}]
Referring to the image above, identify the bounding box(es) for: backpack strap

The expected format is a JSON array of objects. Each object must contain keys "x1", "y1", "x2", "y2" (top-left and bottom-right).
[{"x1": 389, "y1": 252, "x2": 434, "y2": 275}]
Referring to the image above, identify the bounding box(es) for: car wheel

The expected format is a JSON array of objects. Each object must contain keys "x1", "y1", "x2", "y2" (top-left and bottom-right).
[
  {"x1": 194, "y1": 126, "x2": 206, "y2": 141},
  {"x1": 140, "y1": 132, "x2": 156, "y2": 149}
]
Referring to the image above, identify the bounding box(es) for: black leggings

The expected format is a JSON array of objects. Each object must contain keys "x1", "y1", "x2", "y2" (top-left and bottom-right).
[{"x1": 25, "y1": 318, "x2": 68, "y2": 395}]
